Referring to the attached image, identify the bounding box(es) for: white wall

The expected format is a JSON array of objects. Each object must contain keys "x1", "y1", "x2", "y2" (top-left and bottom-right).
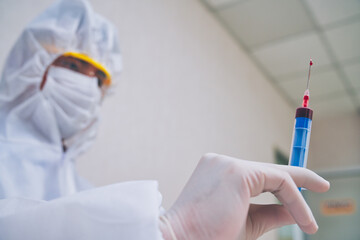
[
  {"x1": 309, "y1": 113, "x2": 360, "y2": 171},
  {"x1": 77, "y1": 0, "x2": 294, "y2": 203},
  {"x1": 0, "y1": 1, "x2": 296, "y2": 239}
]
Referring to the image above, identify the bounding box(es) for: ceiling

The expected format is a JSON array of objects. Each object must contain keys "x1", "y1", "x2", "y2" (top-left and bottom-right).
[{"x1": 201, "y1": 0, "x2": 360, "y2": 118}]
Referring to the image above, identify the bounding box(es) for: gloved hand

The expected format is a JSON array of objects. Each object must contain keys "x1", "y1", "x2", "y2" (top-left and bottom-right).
[{"x1": 159, "y1": 153, "x2": 330, "y2": 240}]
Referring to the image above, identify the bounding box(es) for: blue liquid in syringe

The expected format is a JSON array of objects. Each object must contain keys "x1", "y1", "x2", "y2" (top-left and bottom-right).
[{"x1": 289, "y1": 117, "x2": 312, "y2": 169}]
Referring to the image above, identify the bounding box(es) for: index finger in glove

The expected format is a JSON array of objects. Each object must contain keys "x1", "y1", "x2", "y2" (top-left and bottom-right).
[
  {"x1": 249, "y1": 161, "x2": 330, "y2": 193},
  {"x1": 271, "y1": 164, "x2": 330, "y2": 192}
]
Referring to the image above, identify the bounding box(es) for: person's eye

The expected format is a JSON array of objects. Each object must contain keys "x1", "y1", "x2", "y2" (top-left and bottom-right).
[
  {"x1": 69, "y1": 63, "x2": 79, "y2": 71},
  {"x1": 96, "y1": 71, "x2": 106, "y2": 87},
  {"x1": 97, "y1": 78, "x2": 103, "y2": 87}
]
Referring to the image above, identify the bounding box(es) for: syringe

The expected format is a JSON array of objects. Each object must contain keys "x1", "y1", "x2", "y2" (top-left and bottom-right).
[{"x1": 288, "y1": 59, "x2": 314, "y2": 191}]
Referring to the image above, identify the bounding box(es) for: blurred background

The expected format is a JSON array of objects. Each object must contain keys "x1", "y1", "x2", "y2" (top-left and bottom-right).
[{"x1": 0, "y1": 0, "x2": 359, "y2": 239}]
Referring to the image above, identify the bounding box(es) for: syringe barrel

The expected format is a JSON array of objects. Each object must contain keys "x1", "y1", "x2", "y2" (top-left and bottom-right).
[{"x1": 289, "y1": 107, "x2": 313, "y2": 170}]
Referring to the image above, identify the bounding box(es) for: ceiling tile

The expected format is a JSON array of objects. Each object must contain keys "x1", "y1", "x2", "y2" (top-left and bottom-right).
[
  {"x1": 203, "y1": 0, "x2": 245, "y2": 9},
  {"x1": 278, "y1": 69, "x2": 346, "y2": 103},
  {"x1": 343, "y1": 62, "x2": 360, "y2": 90},
  {"x1": 217, "y1": 0, "x2": 314, "y2": 48},
  {"x1": 325, "y1": 21, "x2": 360, "y2": 61},
  {"x1": 305, "y1": 0, "x2": 360, "y2": 26},
  {"x1": 252, "y1": 33, "x2": 331, "y2": 76},
  {"x1": 310, "y1": 95, "x2": 356, "y2": 118}
]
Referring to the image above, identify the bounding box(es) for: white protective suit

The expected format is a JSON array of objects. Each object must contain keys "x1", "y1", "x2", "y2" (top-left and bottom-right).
[{"x1": 0, "y1": 0, "x2": 164, "y2": 239}]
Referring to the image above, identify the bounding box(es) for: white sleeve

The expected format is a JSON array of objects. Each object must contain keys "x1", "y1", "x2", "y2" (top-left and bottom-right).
[{"x1": 0, "y1": 181, "x2": 164, "y2": 240}]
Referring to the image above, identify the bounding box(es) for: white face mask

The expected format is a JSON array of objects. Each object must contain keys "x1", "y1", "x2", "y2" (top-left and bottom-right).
[{"x1": 42, "y1": 66, "x2": 101, "y2": 140}]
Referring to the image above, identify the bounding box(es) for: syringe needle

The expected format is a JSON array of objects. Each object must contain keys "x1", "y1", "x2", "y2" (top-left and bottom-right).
[
  {"x1": 307, "y1": 59, "x2": 313, "y2": 90},
  {"x1": 303, "y1": 59, "x2": 313, "y2": 108}
]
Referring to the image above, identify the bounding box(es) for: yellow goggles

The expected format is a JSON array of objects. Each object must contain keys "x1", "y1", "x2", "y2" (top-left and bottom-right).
[{"x1": 62, "y1": 52, "x2": 112, "y2": 86}]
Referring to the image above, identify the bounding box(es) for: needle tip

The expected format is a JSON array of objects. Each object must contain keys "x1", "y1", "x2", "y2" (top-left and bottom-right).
[{"x1": 310, "y1": 59, "x2": 313, "y2": 66}]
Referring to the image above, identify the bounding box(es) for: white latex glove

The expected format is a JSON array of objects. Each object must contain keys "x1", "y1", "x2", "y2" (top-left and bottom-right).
[{"x1": 160, "y1": 153, "x2": 330, "y2": 240}]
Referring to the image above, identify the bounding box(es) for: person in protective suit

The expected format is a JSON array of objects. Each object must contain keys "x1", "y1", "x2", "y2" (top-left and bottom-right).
[
  {"x1": 0, "y1": 0, "x2": 121, "y2": 200},
  {"x1": 0, "y1": 0, "x2": 330, "y2": 239}
]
